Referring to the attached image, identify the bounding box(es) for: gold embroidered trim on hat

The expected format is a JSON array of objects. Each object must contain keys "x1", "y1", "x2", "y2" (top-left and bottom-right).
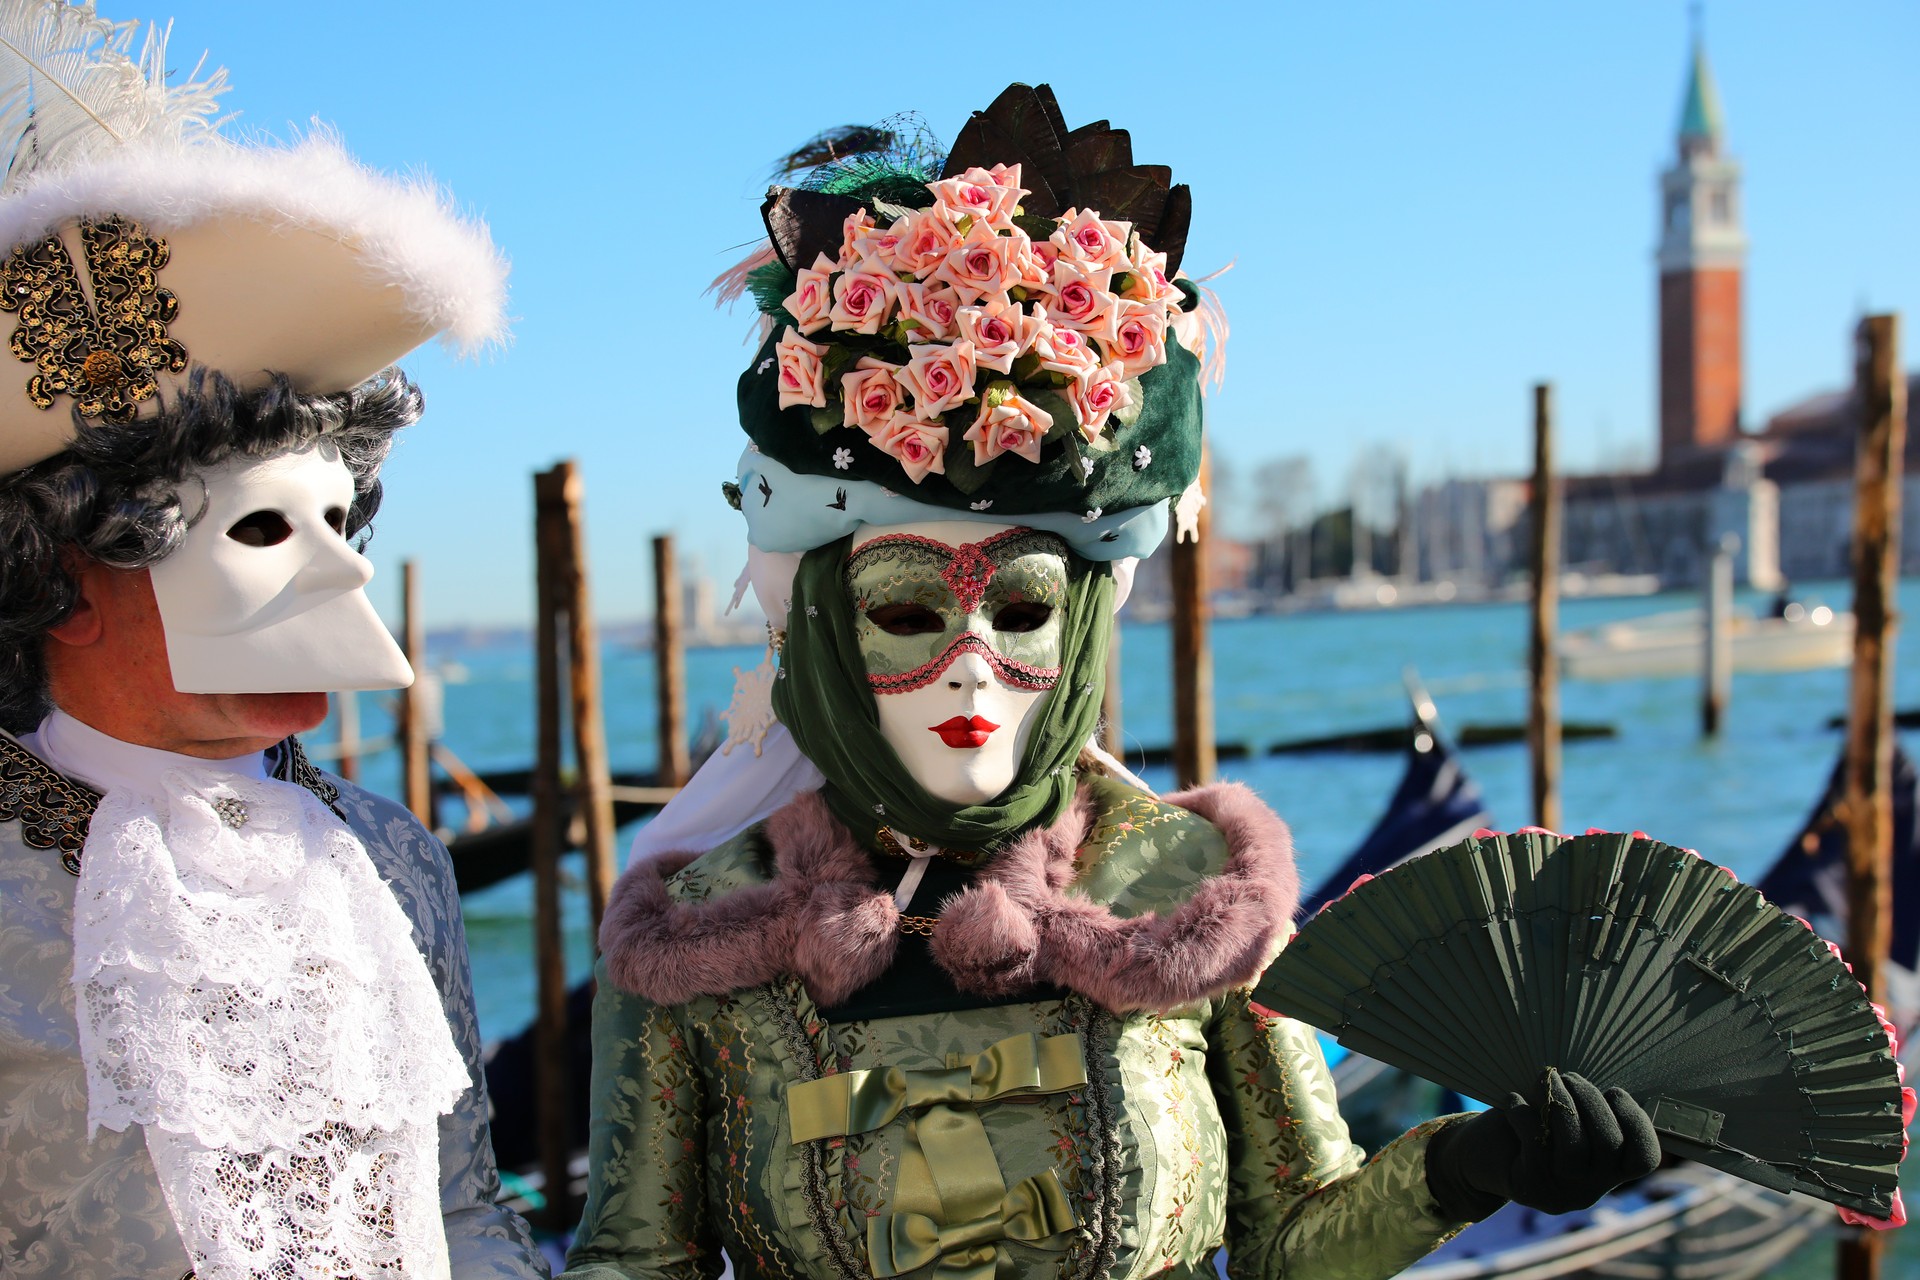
[
  {"x1": 0, "y1": 734, "x2": 100, "y2": 872},
  {"x1": 0, "y1": 216, "x2": 187, "y2": 425}
]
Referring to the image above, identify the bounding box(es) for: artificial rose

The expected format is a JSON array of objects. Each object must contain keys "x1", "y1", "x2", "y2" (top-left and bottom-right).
[
  {"x1": 895, "y1": 283, "x2": 961, "y2": 341},
  {"x1": 901, "y1": 340, "x2": 978, "y2": 417},
  {"x1": 775, "y1": 327, "x2": 829, "y2": 410},
  {"x1": 852, "y1": 215, "x2": 906, "y2": 272},
  {"x1": 838, "y1": 209, "x2": 877, "y2": 267},
  {"x1": 1122, "y1": 244, "x2": 1182, "y2": 305},
  {"x1": 873, "y1": 414, "x2": 950, "y2": 484},
  {"x1": 891, "y1": 208, "x2": 965, "y2": 277},
  {"x1": 1042, "y1": 256, "x2": 1117, "y2": 340},
  {"x1": 956, "y1": 298, "x2": 1037, "y2": 374},
  {"x1": 930, "y1": 223, "x2": 1028, "y2": 305},
  {"x1": 1067, "y1": 365, "x2": 1133, "y2": 441},
  {"x1": 781, "y1": 253, "x2": 838, "y2": 335},
  {"x1": 964, "y1": 391, "x2": 1052, "y2": 465},
  {"x1": 841, "y1": 357, "x2": 906, "y2": 434},
  {"x1": 1051, "y1": 208, "x2": 1133, "y2": 274},
  {"x1": 1103, "y1": 299, "x2": 1169, "y2": 377},
  {"x1": 929, "y1": 164, "x2": 1026, "y2": 229},
  {"x1": 1031, "y1": 312, "x2": 1100, "y2": 379},
  {"x1": 829, "y1": 267, "x2": 897, "y2": 336}
]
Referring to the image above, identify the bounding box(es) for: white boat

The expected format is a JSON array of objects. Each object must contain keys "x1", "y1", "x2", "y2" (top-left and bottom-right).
[{"x1": 1559, "y1": 603, "x2": 1852, "y2": 681}]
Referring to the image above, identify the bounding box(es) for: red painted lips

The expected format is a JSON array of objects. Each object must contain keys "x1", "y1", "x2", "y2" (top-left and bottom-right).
[{"x1": 929, "y1": 715, "x2": 999, "y2": 749}]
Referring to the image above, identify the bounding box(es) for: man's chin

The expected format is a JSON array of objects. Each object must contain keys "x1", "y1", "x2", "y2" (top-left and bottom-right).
[{"x1": 200, "y1": 690, "x2": 333, "y2": 754}]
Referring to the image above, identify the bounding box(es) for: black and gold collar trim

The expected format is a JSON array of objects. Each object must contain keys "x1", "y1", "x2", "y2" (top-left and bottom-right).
[
  {"x1": 0, "y1": 733, "x2": 100, "y2": 873},
  {"x1": 0, "y1": 733, "x2": 344, "y2": 876}
]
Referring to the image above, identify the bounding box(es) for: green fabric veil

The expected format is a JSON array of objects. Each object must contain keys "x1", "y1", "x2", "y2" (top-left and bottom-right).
[{"x1": 772, "y1": 534, "x2": 1114, "y2": 851}]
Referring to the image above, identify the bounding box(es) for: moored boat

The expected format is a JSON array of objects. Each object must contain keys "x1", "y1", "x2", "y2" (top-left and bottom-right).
[{"x1": 1559, "y1": 604, "x2": 1851, "y2": 681}]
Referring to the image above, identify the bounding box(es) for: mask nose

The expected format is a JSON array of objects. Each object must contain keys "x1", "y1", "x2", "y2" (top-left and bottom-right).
[
  {"x1": 944, "y1": 646, "x2": 994, "y2": 694},
  {"x1": 292, "y1": 530, "x2": 375, "y2": 593}
]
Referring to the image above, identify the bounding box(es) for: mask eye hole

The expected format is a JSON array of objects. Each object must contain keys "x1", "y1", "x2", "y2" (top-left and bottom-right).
[
  {"x1": 992, "y1": 602, "x2": 1053, "y2": 634},
  {"x1": 866, "y1": 603, "x2": 945, "y2": 636},
  {"x1": 226, "y1": 510, "x2": 293, "y2": 547},
  {"x1": 325, "y1": 506, "x2": 347, "y2": 535}
]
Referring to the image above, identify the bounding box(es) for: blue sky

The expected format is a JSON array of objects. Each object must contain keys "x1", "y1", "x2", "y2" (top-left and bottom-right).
[{"x1": 151, "y1": 1, "x2": 1917, "y2": 626}]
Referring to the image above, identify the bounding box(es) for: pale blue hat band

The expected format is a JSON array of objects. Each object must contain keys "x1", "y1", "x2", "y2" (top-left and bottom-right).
[{"x1": 734, "y1": 449, "x2": 1168, "y2": 561}]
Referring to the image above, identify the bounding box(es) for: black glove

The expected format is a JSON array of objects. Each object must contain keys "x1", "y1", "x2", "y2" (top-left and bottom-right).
[{"x1": 1424, "y1": 1068, "x2": 1662, "y2": 1222}]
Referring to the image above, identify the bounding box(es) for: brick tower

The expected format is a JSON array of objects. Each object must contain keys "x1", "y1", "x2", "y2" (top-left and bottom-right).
[{"x1": 1656, "y1": 38, "x2": 1746, "y2": 468}]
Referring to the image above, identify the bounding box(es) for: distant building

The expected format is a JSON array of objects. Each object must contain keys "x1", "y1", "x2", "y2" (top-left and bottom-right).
[
  {"x1": 1410, "y1": 477, "x2": 1529, "y2": 589},
  {"x1": 1757, "y1": 375, "x2": 1920, "y2": 579},
  {"x1": 1411, "y1": 35, "x2": 1913, "y2": 592}
]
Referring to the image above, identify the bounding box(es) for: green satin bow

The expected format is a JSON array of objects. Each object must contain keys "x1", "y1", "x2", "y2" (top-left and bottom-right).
[
  {"x1": 788, "y1": 1032, "x2": 1087, "y2": 1145},
  {"x1": 866, "y1": 1169, "x2": 1080, "y2": 1280}
]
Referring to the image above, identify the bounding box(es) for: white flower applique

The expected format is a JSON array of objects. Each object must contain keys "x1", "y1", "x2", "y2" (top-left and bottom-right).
[
  {"x1": 1134, "y1": 445, "x2": 1152, "y2": 470},
  {"x1": 1080, "y1": 456, "x2": 1095, "y2": 478},
  {"x1": 832, "y1": 447, "x2": 854, "y2": 470},
  {"x1": 1175, "y1": 480, "x2": 1208, "y2": 543},
  {"x1": 970, "y1": 499, "x2": 994, "y2": 511},
  {"x1": 721, "y1": 659, "x2": 779, "y2": 757},
  {"x1": 757, "y1": 357, "x2": 775, "y2": 374},
  {"x1": 1082, "y1": 507, "x2": 1103, "y2": 523}
]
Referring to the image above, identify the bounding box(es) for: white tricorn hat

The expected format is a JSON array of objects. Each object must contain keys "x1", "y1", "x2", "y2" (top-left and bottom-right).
[{"x1": 0, "y1": 2, "x2": 507, "y2": 473}]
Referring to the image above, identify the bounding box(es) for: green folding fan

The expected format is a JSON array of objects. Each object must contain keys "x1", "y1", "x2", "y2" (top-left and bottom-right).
[{"x1": 1256, "y1": 829, "x2": 1910, "y2": 1219}]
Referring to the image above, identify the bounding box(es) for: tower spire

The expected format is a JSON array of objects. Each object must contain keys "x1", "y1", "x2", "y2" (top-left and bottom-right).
[
  {"x1": 1678, "y1": 11, "x2": 1725, "y2": 154},
  {"x1": 1656, "y1": 18, "x2": 1745, "y2": 466}
]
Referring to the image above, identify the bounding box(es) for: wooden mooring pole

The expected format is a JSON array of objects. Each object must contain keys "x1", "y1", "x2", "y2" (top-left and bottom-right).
[
  {"x1": 549, "y1": 462, "x2": 618, "y2": 940},
  {"x1": 333, "y1": 689, "x2": 359, "y2": 785},
  {"x1": 398, "y1": 560, "x2": 432, "y2": 826},
  {"x1": 1170, "y1": 452, "x2": 1216, "y2": 790},
  {"x1": 653, "y1": 535, "x2": 690, "y2": 788},
  {"x1": 529, "y1": 465, "x2": 577, "y2": 1227},
  {"x1": 1527, "y1": 383, "x2": 1562, "y2": 832},
  {"x1": 1839, "y1": 313, "x2": 1904, "y2": 1280},
  {"x1": 1701, "y1": 538, "x2": 1734, "y2": 737}
]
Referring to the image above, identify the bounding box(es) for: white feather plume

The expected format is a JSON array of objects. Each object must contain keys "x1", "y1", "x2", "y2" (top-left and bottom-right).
[{"x1": 0, "y1": 0, "x2": 224, "y2": 193}]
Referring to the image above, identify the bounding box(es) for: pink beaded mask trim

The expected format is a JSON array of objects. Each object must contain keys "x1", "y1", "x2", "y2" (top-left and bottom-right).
[{"x1": 868, "y1": 631, "x2": 1062, "y2": 695}]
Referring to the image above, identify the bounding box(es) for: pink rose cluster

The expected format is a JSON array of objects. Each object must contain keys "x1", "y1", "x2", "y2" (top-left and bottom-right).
[{"x1": 771, "y1": 163, "x2": 1183, "y2": 484}]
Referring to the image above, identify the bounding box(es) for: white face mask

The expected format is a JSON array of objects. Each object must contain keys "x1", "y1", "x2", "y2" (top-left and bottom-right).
[
  {"x1": 148, "y1": 443, "x2": 414, "y2": 694},
  {"x1": 847, "y1": 520, "x2": 1069, "y2": 806}
]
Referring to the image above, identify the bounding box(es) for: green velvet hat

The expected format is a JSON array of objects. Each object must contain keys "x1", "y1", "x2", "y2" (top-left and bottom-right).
[{"x1": 733, "y1": 84, "x2": 1207, "y2": 525}]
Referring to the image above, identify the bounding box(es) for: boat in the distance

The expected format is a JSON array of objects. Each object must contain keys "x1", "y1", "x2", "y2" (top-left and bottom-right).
[{"x1": 1559, "y1": 601, "x2": 1851, "y2": 681}]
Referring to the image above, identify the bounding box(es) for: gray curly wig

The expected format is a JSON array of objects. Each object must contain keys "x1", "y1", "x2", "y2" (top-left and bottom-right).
[{"x1": 0, "y1": 367, "x2": 423, "y2": 732}]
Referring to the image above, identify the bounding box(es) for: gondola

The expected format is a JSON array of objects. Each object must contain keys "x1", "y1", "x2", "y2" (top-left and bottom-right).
[{"x1": 1755, "y1": 742, "x2": 1920, "y2": 1037}]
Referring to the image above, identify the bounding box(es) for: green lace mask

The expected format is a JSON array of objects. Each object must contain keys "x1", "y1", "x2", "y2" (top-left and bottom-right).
[
  {"x1": 845, "y1": 528, "x2": 1071, "y2": 696},
  {"x1": 775, "y1": 529, "x2": 1114, "y2": 851}
]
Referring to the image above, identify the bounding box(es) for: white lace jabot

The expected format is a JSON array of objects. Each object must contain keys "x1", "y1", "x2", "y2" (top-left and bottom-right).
[{"x1": 44, "y1": 710, "x2": 469, "y2": 1280}]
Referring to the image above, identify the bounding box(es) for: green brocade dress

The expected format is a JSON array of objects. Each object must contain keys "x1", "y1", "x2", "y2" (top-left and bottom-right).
[{"x1": 562, "y1": 777, "x2": 1469, "y2": 1280}]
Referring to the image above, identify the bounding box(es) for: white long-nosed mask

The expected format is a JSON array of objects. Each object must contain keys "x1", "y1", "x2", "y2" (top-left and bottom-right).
[
  {"x1": 147, "y1": 442, "x2": 414, "y2": 693},
  {"x1": 847, "y1": 520, "x2": 1070, "y2": 806}
]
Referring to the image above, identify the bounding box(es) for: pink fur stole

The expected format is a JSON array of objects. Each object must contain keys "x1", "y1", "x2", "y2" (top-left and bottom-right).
[{"x1": 600, "y1": 781, "x2": 1297, "y2": 1014}]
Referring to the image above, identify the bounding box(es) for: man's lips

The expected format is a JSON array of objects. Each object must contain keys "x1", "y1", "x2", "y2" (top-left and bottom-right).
[{"x1": 930, "y1": 715, "x2": 999, "y2": 749}]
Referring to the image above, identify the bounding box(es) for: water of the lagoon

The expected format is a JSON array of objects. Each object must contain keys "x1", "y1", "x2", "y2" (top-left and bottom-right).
[
  {"x1": 316, "y1": 575, "x2": 1920, "y2": 1040},
  {"x1": 321, "y1": 576, "x2": 1918, "y2": 1270}
]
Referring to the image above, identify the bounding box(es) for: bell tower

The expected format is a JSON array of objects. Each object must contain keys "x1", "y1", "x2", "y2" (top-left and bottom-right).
[{"x1": 1656, "y1": 35, "x2": 1746, "y2": 468}]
